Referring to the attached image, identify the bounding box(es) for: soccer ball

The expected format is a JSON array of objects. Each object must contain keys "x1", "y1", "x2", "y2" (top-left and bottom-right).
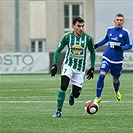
[{"x1": 84, "y1": 100, "x2": 99, "y2": 114}]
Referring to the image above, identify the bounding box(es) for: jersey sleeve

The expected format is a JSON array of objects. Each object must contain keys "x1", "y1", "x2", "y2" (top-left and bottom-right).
[
  {"x1": 88, "y1": 37, "x2": 96, "y2": 68},
  {"x1": 52, "y1": 35, "x2": 68, "y2": 65},
  {"x1": 121, "y1": 31, "x2": 132, "y2": 50}
]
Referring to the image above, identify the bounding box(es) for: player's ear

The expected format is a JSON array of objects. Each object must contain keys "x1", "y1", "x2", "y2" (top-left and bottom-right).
[{"x1": 72, "y1": 24, "x2": 75, "y2": 29}]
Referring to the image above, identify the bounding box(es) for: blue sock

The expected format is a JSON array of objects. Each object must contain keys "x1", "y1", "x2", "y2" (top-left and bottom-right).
[
  {"x1": 113, "y1": 81, "x2": 120, "y2": 92},
  {"x1": 96, "y1": 74, "x2": 105, "y2": 98}
]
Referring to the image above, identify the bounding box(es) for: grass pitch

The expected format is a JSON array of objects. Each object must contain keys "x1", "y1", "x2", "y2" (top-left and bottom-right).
[{"x1": 0, "y1": 73, "x2": 133, "y2": 133}]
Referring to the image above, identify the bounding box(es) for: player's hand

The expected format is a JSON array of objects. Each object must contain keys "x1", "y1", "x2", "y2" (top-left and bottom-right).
[
  {"x1": 86, "y1": 68, "x2": 94, "y2": 80},
  {"x1": 114, "y1": 45, "x2": 122, "y2": 51},
  {"x1": 51, "y1": 64, "x2": 57, "y2": 77},
  {"x1": 94, "y1": 44, "x2": 98, "y2": 49}
]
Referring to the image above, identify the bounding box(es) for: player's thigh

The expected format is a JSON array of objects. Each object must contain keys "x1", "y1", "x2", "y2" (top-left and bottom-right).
[
  {"x1": 71, "y1": 71, "x2": 85, "y2": 88},
  {"x1": 61, "y1": 64, "x2": 73, "y2": 79},
  {"x1": 111, "y1": 63, "x2": 122, "y2": 79},
  {"x1": 100, "y1": 59, "x2": 110, "y2": 73},
  {"x1": 60, "y1": 65, "x2": 73, "y2": 91},
  {"x1": 60, "y1": 75, "x2": 70, "y2": 91}
]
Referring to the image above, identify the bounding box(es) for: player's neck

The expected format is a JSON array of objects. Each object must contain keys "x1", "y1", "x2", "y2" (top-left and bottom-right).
[{"x1": 74, "y1": 31, "x2": 83, "y2": 37}]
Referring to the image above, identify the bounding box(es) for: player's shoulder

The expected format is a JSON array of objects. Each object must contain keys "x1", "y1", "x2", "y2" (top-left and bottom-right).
[
  {"x1": 122, "y1": 27, "x2": 130, "y2": 34},
  {"x1": 61, "y1": 31, "x2": 73, "y2": 40},
  {"x1": 63, "y1": 31, "x2": 73, "y2": 37},
  {"x1": 106, "y1": 27, "x2": 117, "y2": 34},
  {"x1": 122, "y1": 28, "x2": 132, "y2": 39},
  {"x1": 83, "y1": 32, "x2": 93, "y2": 39},
  {"x1": 107, "y1": 26, "x2": 114, "y2": 31}
]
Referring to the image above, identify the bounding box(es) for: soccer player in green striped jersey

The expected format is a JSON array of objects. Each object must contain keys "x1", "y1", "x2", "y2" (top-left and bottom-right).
[{"x1": 51, "y1": 17, "x2": 96, "y2": 118}]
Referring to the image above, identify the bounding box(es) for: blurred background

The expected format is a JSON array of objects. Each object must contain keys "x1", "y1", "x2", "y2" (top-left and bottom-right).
[{"x1": 0, "y1": 0, "x2": 132, "y2": 74}]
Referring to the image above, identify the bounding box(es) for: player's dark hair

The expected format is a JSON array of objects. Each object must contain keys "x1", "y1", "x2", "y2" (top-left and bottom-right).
[
  {"x1": 116, "y1": 13, "x2": 124, "y2": 18},
  {"x1": 73, "y1": 17, "x2": 85, "y2": 25}
]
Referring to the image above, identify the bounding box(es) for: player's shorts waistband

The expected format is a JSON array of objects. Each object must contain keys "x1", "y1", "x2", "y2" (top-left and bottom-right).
[{"x1": 102, "y1": 56, "x2": 123, "y2": 64}]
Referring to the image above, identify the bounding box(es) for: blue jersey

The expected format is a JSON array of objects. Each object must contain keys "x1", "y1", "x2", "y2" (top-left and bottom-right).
[{"x1": 97, "y1": 27, "x2": 132, "y2": 64}]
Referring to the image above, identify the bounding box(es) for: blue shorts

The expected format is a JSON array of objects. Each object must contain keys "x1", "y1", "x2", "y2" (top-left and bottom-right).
[{"x1": 100, "y1": 59, "x2": 123, "y2": 79}]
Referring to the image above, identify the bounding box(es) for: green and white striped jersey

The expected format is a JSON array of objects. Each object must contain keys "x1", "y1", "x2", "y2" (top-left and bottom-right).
[{"x1": 53, "y1": 31, "x2": 95, "y2": 72}]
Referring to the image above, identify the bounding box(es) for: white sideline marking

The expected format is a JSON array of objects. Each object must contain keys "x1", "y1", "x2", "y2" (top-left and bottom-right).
[
  {"x1": 0, "y1": 100, "x2": 132, "y2": 103},
  {"x1": 1, "y1": 78, "x2": 60, "y2": 82},
  {"x1": 0, "y1": 93, "x2": 132, "y2": 99}
]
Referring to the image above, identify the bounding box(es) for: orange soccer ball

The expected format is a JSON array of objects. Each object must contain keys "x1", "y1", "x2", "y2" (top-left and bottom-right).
[{"x1": 84, "y1": 100, "x2": 99, "y2": 114}]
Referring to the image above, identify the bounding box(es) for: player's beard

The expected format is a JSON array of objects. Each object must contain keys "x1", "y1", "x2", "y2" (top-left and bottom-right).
[{"x1": 77, "y1": 30, "x2": 83, "y2": 36}]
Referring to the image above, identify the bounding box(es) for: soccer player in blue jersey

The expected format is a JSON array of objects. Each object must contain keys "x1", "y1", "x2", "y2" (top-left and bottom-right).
[
  {"x1": 51, "y1": 17, "x2": 96, "y2": 118},
  {"x1": 94, "y1": 13, "x2": 132, "y2": 103}
]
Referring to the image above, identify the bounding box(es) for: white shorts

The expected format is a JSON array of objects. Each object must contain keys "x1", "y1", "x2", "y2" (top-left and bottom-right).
[{"x1": 61, "y1": 64, "x2": 85, "y2": 88}]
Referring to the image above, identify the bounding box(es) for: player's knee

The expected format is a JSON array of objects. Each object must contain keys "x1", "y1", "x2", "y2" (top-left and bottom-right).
[
  {"x1": 99, "y1": 74, "x2": 105, "y2": 81},
  {"x1": 60, "y1": 76, "x2": 70, "y2": 91},
  {"x1": 113, "y1": 79, "x2": 119, "y2": 83},
  {"x1": 72, "y1": 85, "x2": 82, "y2": 98},
  {"x1": 60, "y1": 83, "x2": 68, "y2": 91},
  {"x1": 73, "y1": 91, "x2": 81, "y2": 98}
]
